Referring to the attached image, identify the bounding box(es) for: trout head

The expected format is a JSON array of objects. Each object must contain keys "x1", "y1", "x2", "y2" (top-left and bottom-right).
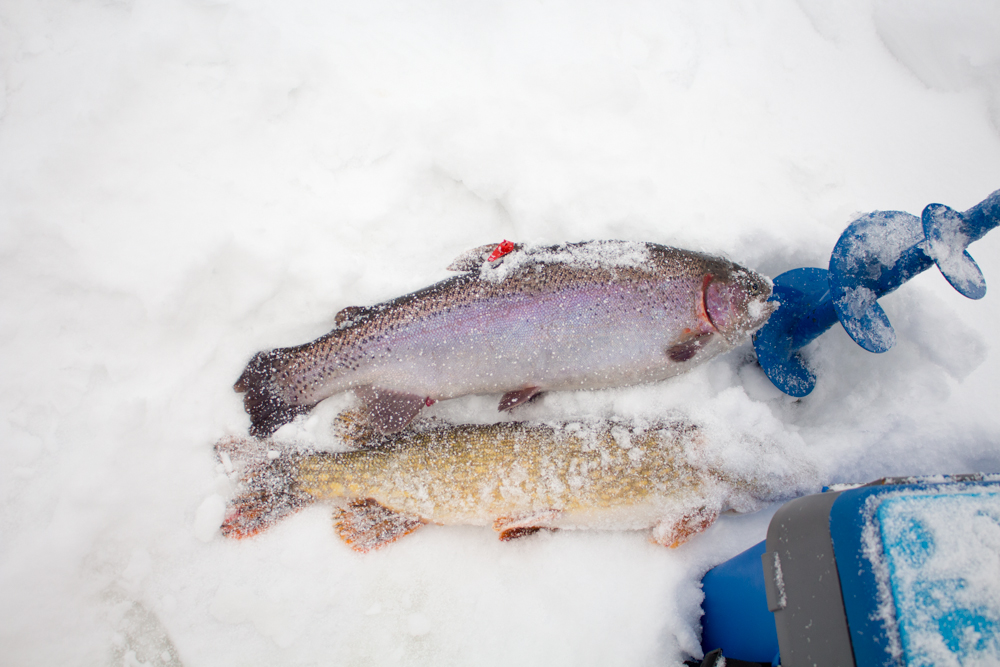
[{"x1": 702, "y1": 264, "x2": 776, "y2": 345}]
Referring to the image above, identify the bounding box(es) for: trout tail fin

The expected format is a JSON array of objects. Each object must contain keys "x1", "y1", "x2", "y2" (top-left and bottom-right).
[
  {"x1": 216, "y1": 437, "x2": 312, "y2": 539},
  {"x1": 234, "y1": 349, "x2": 317, "y2": 437}
]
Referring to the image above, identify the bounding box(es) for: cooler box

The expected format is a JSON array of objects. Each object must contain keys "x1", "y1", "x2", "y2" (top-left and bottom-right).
[{"x1": 762, "y1": 475, "x2": 1000, "y2": 667}]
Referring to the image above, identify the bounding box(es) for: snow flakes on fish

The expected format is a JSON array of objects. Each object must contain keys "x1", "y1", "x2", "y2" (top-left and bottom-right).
[{"x1": 478, "y1": 240, "x2": 652, "y2": 283}]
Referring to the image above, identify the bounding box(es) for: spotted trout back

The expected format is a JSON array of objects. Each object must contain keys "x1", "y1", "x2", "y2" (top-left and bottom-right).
[{"x1": 235, "y1": 241, "x2": 775, "y2": 436}]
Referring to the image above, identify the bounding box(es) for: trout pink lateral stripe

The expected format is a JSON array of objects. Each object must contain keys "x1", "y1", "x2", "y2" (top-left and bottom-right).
[{"x1": 235, "y1": 241, "x2": 776, "y2": 436}]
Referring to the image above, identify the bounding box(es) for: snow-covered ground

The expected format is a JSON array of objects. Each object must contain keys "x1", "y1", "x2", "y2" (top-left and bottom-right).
[{"x1": 2, "y1": 1, "x2": 1000, "y2": 665}]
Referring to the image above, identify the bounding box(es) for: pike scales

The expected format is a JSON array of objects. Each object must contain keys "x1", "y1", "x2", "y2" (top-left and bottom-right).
[
  {"x1": 235, "y1": 240, "x2": 776, "y2": 436},
  {"x1": 219, "y1": 411, "x2": 812, "y2": 551}
]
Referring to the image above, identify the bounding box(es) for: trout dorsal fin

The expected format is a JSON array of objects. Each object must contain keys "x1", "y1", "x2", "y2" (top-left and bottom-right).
[
  {"x1": 335, "y1": 305, "x2": 368, "y2": 327},
  {"x1": 446, "y1": 243, "x2": 498, "y2": 271},
  {"x1": 333, "y1": 499, "x2": 426, "y2": 552}
]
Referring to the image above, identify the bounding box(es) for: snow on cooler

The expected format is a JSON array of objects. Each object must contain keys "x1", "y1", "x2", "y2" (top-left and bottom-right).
[{"x1": 871, "y1": 490, "x2": 1000, "y2": 665}]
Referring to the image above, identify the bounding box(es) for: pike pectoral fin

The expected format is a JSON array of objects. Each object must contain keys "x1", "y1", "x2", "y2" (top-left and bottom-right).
[
  {"x1": 650, "y1": 506, "x2": 720, "y2": 548},
  {"x1": 354, "y1": 386, "x2": 426, "y2": 434},
  {"x1": 493, "y1": 510, "x2": 560, "y2": 541},
  {"x1": 498, "y1": 387, "x2": 542, "y2": 412},
  {"x1": 666, "y1": 332, "x2": 713, "y2": 363},
  {"x1": 498, "y1": 526, "x2": 547, "y2": 541},
  {"x1": 333, "y1": 499, "x2": 426, "y2": 552}
]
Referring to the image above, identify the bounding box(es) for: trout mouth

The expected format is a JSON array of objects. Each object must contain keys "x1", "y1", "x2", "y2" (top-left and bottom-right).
[{"x1": 703, "y1": 271, "x2": 776, "y2": 342}]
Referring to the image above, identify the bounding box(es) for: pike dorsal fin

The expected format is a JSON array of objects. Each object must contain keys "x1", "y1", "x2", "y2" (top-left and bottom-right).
[
  {"x1": 332, "y1": 408, "x2": 382, "y2": 445},
  {"x1": 333, "y1": 499, "x2": 426, "y2": 552},
  {"x1": 446, "y1": 243, "x2": 498, "y2": 271}
]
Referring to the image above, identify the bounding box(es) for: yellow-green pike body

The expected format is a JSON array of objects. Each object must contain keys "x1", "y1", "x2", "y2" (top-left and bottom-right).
[{"x1": 220, "y1": 413, "x2": 804, "y2": 551}]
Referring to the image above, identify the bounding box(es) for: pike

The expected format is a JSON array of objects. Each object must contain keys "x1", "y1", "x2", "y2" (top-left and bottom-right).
[
  {"x1": 235, "y1": 241, "x2": 776, "y2": 436},
  {"x1": 218, "y1": 411, "x2": 805, "y2": 551}
]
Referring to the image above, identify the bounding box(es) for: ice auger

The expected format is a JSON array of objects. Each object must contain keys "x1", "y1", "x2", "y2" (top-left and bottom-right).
[{"x1": 753, "y1": 188, "x2": 1000, "y2": 396}]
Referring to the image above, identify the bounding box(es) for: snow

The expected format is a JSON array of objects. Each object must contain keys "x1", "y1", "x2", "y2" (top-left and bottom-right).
[
  {"x1": 2, "y1": 0, "x2": 1000, "y2": 665},
  {"x1": 477, "y1": 240, "x2": 653, "y2": 282}
]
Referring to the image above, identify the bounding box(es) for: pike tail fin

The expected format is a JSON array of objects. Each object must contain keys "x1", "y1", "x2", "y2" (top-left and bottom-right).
[
  {"x1": 235, "y1": 349, "x2": 317, "y2": 437},
  {"x1": 216, "y1": 437, "x2": 312, "y2": 539}
]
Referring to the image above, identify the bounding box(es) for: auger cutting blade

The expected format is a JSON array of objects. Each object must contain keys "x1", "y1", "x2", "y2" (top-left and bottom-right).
[{"x1": 922, "y1": 203, "x2": 987, "y2": 300}]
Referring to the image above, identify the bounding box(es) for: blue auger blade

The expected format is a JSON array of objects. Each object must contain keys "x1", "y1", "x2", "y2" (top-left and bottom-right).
[
  {"x1": 754, "y1": 188, "x2": 999, "y2": 397},
  {"x1": 753, "y1": 268, "x2": 834, "y2": 397},
  {"x1": 828, "y1": 210, "x2": 935, "y2": 353},
  {"x1": 922, "y1": 203, "x2": 986, "y2": 299},
  {"x1": 922, "y1": 189, "x2": 1000, "y2": 300}
]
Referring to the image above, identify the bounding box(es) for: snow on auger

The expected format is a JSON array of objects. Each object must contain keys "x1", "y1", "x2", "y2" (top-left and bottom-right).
[
  {"x1": 754, "y1": 188, "x2": 1000, "y2": 396},
  {"x1": 694, "y1": 188, "x2": 1000, "y2": 667}
]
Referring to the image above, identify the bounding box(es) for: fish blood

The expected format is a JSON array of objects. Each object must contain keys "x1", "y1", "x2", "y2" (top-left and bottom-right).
[{"x1": 488, "y1": 240, "x2": 516, "y2": 262}]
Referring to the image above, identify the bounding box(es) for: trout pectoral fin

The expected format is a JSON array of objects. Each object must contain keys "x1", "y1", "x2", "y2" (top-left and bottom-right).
[
  {"x1": 650, "y1": 505, "x2": 720, "y2": 548},
  {"x1": 666, "y1": 332, "x2": 713, "y2": 363},
  {"x1": 333, "y1": 499, "x2": 426, "y2": 552},
  {"x1": 354, "y1": 386, "x2": 426, "y2": 434},
  {"x1": 498, "y1": 387, "x2": 542, "y2": 412}
]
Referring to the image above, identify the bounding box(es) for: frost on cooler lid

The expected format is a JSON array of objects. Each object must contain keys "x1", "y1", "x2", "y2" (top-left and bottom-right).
[{"x1": 876, "y1": 492, "x2": 1000, "y2": 666}]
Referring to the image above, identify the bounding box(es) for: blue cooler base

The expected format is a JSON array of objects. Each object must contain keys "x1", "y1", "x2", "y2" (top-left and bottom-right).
[
  {"x1": 700, "y1": 541, "x2": 779, "y2": 664},
  {"x1": 697, "y1": 474, "x2": 1000, "y2": 667}
]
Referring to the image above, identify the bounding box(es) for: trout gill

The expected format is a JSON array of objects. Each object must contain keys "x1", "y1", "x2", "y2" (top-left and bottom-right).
[
  {"x1": 235, "y1": 241, "x2": 776, "y2": 436},
  {"x1": 218, "y1": 411, "x2": 810, "y2": 551}
]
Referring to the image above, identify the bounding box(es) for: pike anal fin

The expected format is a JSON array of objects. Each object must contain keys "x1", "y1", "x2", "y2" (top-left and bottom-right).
[
  {"x1": 498, "y1": 387, "x2": 542, "y2": 412},
  {"x1": 333, "y1": 499, "x2": 426, "y2": 552},
  {"x1": 493, "y1": 510, "x2": 560, "y2": 541},
  {"x1": 651, "y1": 506, "x2": 720, "y2": 548},
  {"x1": 498, "y1": 526, "x2": 556, "y2": 541},
  {"x1": 354, "y1": 386, "x2": 426, "y2": 434}
]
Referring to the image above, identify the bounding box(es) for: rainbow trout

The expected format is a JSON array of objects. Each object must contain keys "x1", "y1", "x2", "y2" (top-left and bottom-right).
[
  {"x1": 218, "y1": 411, "x2": 805, "y2": 551},
  {"x1": 235, "y1": 241, "x2": 775, "y2": 436}
]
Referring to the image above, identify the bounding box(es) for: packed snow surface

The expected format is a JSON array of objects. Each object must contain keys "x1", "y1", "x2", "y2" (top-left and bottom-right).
[{"x1": 2, "y1": 0, "x2": 1000, "y2": 665}]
